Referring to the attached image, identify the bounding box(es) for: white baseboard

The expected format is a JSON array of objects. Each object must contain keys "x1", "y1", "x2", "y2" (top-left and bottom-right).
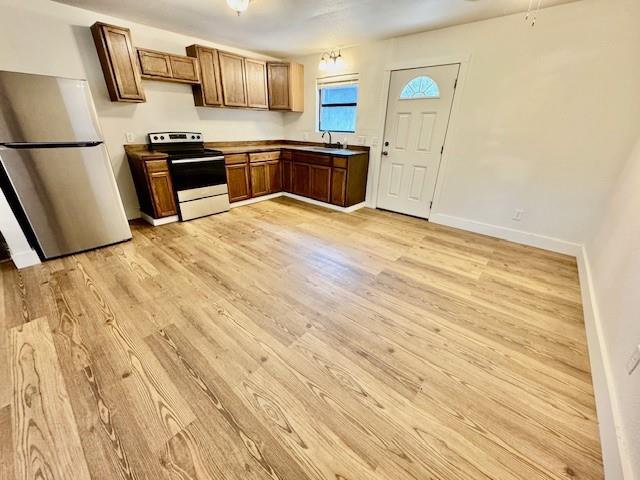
[
  {"x1": 230, "y1": 192, "x2": 284, "y2": 208},
  {"x1": 140, "y1": 212, "x2": 179, "y2": 226},
  {"x1": 429, "y1": 213, "x2": 581, "y2": 256},
  {"x1": 283, "y1": 193, "x2": 366, "y2": 213},
  {"x1": 11, "y1": 248, "x2": 41, "y2": 269},
  {"x1": 577, "y1": 247, "x2": 631, "y2": 479},
  {"x1": 230, "y1": 192, "x2": 367, "y2": 213}
]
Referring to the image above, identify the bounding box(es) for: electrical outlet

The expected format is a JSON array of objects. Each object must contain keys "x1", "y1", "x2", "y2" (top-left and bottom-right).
[
  {"x1": 371, "y1": 137, "x2": 379, "y2": 147},
  {"x1": 512, "y1": 209, "x2": 525, "y2": 222},
  {"x1": 627, "y1": 345, "x2": 640, "y2": 375},
  {"x1": 302, "y1": 132, "x2": 309, "y2": 141},
  {"x1": 355, "y1": 136, "x2": 366, "y2": 146},
  {"x1": 125, "y1": 132, "x2": 135, "y2": 143}
]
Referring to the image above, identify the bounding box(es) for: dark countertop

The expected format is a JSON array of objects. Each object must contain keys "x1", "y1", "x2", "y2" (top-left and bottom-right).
[
  {"x1": 211, "y1": 144, "x2": 367, "y2": 157},
  {"x1": 125, "y1": 141, "x2": 369, "y2": 159}
]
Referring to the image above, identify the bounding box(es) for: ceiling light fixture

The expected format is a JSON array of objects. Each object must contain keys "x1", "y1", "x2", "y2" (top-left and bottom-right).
[
  {"x1": 319, "y1": 50, "x2": 343, "y2": 70},
  {"x1": 227, "y1": 0, "x2": 251, "y2": 16},
  {"x1": 525, "y1": 0, "x2": 544, "y2": 26}
]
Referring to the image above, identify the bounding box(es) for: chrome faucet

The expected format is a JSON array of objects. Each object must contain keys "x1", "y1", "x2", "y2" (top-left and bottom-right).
[{"x1": 322, "y1": 131, "x2": 332, "y2": 147}]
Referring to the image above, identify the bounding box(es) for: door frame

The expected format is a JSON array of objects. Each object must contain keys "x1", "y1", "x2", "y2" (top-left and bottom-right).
[{"x1": 371, "y1": 54, "x2": 470, "y2": 217}]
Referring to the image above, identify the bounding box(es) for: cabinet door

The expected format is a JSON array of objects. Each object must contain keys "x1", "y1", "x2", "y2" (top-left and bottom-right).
[
  {"x1": 188, "y1": 45, "x2": 223, "y2": 106},
  {"x1": 310, "y1": 165, "x2": 331, "y2": 202},
  {"x1": 267, "y1": 62, "x2": 290, "y2": 110},
  {"x1": 331, "y1": 167, "x2": 347, "y2": 206},
  {"x1": 282, "y1": 160, "x2": 292, "y2": 193},
  {"x1": 92, "y1": 23, "x2": 145, "y2": 102},
  {"x1": 138, "y1": 49, "x2": 172, "y2": 78},
  {"x1": 146, "y1": 160, "x2": 177, "y2": 217},
  {"x1": 226, "y1": 163, "x2": 251, "y2": 202},
  {"x1": 219, "y1": 51, "x2": 248, "y2": 107},
  {"x1": 170, "y1": 56, "x2": 200, "y2": 82},
  {"x1": 250, "y1": 162, "x2": 269, "y2": 197},
  {"x1": 266, "y1": 160, "x2": 282, "y2": 193},
  {"x1": 245, "y1": 59, "x2": 268, "y2": 109},
  {"x1": 292, "y1": 162, "x2": 310, "y2": 197}
]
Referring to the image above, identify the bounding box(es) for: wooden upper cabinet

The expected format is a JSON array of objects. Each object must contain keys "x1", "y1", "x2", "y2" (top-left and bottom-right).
[
  {"x1": 187, "y1": 45, "x2": 223, "y2": 107},
  {"x1": 137, "y1": 49, "x2": 172, "y2": 78},
  {"x1": 219, "y1": 51, "x2": 248, "y2": 107},
  {"x1": 91, "y1": 22, "x2": 145, "y2": 103},
  {"x1": 137, "y1": 48, "x2": 199, "y2": 84},
  {"x1": 170, "y1": 56, "x2": 199, "y2": 82},
  {"x1": 267, "y1": 62, "x2": 304, "y2": 112},
  {"x1": 244, "y1": 59, "x2": 268, "y2": 109}
]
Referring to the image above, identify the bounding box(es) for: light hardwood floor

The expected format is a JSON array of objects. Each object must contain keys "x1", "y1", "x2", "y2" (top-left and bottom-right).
[{"x1": 0, "y1": 198, "x2": 602, "y2": 480}]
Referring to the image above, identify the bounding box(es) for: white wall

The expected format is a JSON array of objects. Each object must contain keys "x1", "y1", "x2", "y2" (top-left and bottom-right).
[
  {"x1": 584, "y1": 134, "x2": 640, "y2": 479},
  {"x1": 284, "y1": 0, "x2": 640, "y2": 252},
  {"x1": 0, "y1": 0, "x2": 287, "y2": 219}
]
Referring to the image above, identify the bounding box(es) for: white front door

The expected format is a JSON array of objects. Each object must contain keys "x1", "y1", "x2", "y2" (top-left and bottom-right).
[{"x1": 377, "y1": 64, "x2": 459, "y2": 218}]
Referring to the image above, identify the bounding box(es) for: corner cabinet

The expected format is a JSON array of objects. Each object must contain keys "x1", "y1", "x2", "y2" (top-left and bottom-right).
[
  {"x1": 267, "y1": 62, "x2": 304, "y2": 112},
  {"x1": 91, "y1": 22, "x2": 145, "y2": 103}
]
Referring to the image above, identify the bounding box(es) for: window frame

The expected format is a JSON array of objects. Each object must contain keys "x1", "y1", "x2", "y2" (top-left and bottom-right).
[{"x1": 317, "y1": 79, "x2": 359, "y2": 134}]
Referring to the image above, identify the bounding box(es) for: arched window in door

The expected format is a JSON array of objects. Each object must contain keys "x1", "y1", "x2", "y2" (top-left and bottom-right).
[{"x1": 399, "y1": 76, "x2": 440, "y2": 99}]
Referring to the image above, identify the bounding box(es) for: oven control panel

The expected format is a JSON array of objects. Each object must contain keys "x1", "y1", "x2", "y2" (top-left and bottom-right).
[{"x1": 148, "y1": 132, "x2": 202, "y2": 144}]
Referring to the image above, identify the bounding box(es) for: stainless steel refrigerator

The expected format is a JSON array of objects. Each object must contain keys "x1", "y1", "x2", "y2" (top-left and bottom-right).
[{"x1": 0, "y1": 71, "x2": 131, "y2": 260}]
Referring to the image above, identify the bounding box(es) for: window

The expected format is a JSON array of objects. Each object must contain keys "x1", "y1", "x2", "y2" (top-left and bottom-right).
[
  {"x1": 400, "y1": 76, "x2": 440, "y2": 99},
  {"x1": 318, "y1": 82, "x2": 358, "y2": 133}
]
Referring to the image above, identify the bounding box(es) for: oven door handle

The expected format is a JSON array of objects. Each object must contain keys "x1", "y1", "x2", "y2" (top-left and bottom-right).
[{"x1": 171, "y1": 157, "x2": 225, "y2": 164}]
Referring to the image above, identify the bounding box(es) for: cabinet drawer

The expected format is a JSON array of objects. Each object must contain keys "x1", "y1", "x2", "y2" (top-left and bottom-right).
[
  {"x1": 225, "y1": 153, "x2": 249, "y2": 165},
  {"x1": 145, "y1": 159, "x2": 170, "y2": 173},
  {"x1": 293, "y1": 151, "x2": 331, "y2": 166},
  {"x1": 333, "y1": 156, "x2": 348, "y2": 169},
  {"x1": 249, "y1": 151, "x2": 280, "y2": 163}
]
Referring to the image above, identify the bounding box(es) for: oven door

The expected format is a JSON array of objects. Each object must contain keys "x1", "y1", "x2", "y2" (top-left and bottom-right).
[{"x1": 169, "y1": 156, "x2": 226, "y2": 192}]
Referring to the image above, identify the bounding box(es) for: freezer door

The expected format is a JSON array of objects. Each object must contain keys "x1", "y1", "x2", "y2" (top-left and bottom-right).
[
  {"x1": 0, "y1": 144, "x2": 131, "y2": 258},
  {"x1": 0, "y1": 71, "x2": 102, "y2": 144}
]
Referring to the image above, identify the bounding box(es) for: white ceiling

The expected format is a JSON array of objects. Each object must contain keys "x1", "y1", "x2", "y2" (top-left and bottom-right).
[{"x1": 55, "y1": 0, "x2": 578, "y2": 56}]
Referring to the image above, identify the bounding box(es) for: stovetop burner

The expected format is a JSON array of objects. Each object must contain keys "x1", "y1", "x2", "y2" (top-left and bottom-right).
[{"x1": 147, "y1": 131, "x2": 223, "y2": 159}]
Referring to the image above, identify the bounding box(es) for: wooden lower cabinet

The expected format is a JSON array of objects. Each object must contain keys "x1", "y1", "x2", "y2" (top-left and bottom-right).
[
  {"x1": 226, "y1": 163, "x2": 251, "y2": 202},
  {"x1": 144, "y1": 159, "x2": 177, "y2": 217},
  {"x1": 331, "y1": 167, "x2": 347, "y2": 206},
  {"x1": 266, "y1": 160, "x2": 282, "y2": 193},
  {"x1": 250, "y1": 162, "x2": 269, "y2": 197},
  {"x1": 292, "y1": 162, "x2": 310, "y2": 197},
  {"x1": 309, "y1": 165, "x2": 331, "y2": 203},
  {"x1": 222, "y1": 149, "x2": 368, "y2": 207},
  {"x1": 282, "y1": 160, "x2": 292, "y2": 192}
]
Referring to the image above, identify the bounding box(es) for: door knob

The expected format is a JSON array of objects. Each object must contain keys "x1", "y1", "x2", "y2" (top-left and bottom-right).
[{"x1": 382, "y1": 151, "x2": 389, "y2": 156}]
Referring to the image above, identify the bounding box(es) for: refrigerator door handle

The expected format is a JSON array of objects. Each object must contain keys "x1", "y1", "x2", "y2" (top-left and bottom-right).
[{"x1": 0, "y1": 141, "x2": 103, "y2": 149}]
